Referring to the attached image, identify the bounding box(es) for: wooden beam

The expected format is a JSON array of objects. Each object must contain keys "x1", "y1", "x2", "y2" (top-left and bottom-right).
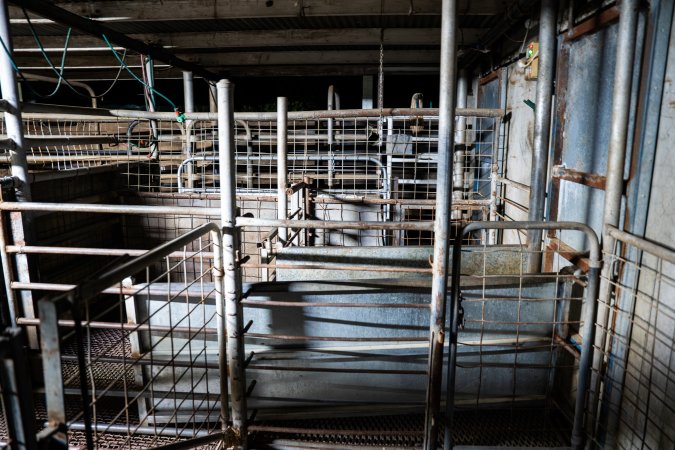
[
  {"x1": 10, "y1": 0, "x2": 504, "y2": 21},
  {"x1": 11, "y1": 28, "x2": 463, "y2": 52},
  {"x1": 16, "y1": 49, "x2": 440, "y2": 69}
]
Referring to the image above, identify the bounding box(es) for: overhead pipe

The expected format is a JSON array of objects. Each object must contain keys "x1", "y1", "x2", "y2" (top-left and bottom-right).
[
  {"x1": 423, "y1": 0, "x2": 457, "y2": 448},
  {"x1": 21, "y1": 73, "x2": 98, "y2": 108},
  {"x1": 588, "y1": 0, "x2": 640, "y2": 445},
  {"x1": 526, "y1": 0, "x2": 557, "y2": 273}
]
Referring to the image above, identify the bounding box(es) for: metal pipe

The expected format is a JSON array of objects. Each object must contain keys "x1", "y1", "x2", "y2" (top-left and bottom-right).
[
  {"x1": 9, "y1": 103, "x2": 503, "y2": 121},
  {"x1": 589, "y1": 0, "x2": 640, "y2": 443},
  {"x1": 452, "y1": 69, "x2": 469, "y2": 221},
  {"x1": 217, "y1": 79, "x2": 247, "y2": 441},
  {"x1": 606, "y1": 226, "x2": 675, "y2": 264},
  {"x1": 144, "y1": 56, "x2": 159, "y2": 159},
  {"x1": 21, "y1": 73, "x2": 97, "y2": 108},
  {"x1": 183, "y1": 71, "x2": 195, "y2": 189},
  {"x1": 526, "y1": 0, "x2": 557, "y2": 273},
  {"x1": 425, "y1": 0, "x2": 457, "y2": 448},
  {"x1": 0, "y1": 212, "x2": 17, "y2": 325},
  {"x1": 236, "y1": 217, "x2": 434, "y2": 231},
  {"x1": 277, "y1": 97, "x2": 288, "y2": 244},
  {"x1": 0, "y1": 201, "x2": 221, "y2": 216},
  {"x1": 211, "y1": 230, "x2": 229, "y2": 430},
  {"x1": 235, "y1": 119, "x2": 254, "y2": 189},
  {"x1": 176, "y1": 154, "x2": 389, "y2": 196},
  {"x1": 0, "y1": 0, "x2": 31, "y2": 201}
]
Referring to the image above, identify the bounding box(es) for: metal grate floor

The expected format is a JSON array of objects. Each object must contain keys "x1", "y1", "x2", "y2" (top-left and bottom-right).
[
  {"x1": 249, "y1": 409, "x2": 571, "y2": 448},
  {"x1": 2, "y1": 330, "x2": 571, "y2": 449}
]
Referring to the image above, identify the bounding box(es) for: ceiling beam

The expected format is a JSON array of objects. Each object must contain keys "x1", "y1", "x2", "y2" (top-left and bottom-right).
[
  {"x1": 10, "y1": 0, "x2": 220, "y2": 80},
  {"x1": 16, "y1": 49, "x2": 440, "y2": 69},
  {"x1": 11, "y1": 28, "x2": 465, "y2": 52},
  {"x1": 11, "y1": 0, "x2": 504, "y2": 21}
]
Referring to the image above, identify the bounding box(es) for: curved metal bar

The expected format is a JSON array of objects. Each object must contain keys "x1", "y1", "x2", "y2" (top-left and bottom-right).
[{"x1": 176, "y1": 154, "x2": 389, "y2": 197}]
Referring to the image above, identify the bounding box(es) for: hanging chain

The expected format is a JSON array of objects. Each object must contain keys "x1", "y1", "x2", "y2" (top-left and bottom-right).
[
  {"x1": 377, "y1": 28, "x2": 385, "y2": 146},
  {"x1": 378, "y1": 29, "x2": 384, "y2": 113}
]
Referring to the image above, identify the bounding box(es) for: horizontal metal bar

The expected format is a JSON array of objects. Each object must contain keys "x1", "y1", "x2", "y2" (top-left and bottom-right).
[
  {"x1": 606, "y1": 225, "x2": 675, "y2": 264},
  {"x1": 66, "y1": 422, "x2": 211, "y2": 438},
  {"x1": 0, "y1": 201, "x2": 220, "y2": 216},
  {"x1": 246, "y1": 333, "x2": 427, "y2": 342},
  {"x1": 15, "y1": 103, "x2": 502, "y2": 121},
  {"x1": 247, "y1": 365, "x2": 426, "y2": 375},
  {"x1": 6, "y1": 245, "x2": 214, "y2": 259},
  {"x1": 247, "y1": 425, "x2": 422, "y2": 437},
  {"x1": 244, "y1": 263, "x2": 431, "y2": 274},
  {"x1": 241, "y1": 300, "x2": 429, "y2": 309},
  {"x1": 236, "y1": 217, "x2": 434, "y2": 231},
  {"x1": 17, "y1": 317, "x2": 217, "y2": 335},
  {"x1": 462, "y1": 221, "x2": 601, "y2": 265},
  {"x1": 551, "y1": 165, "x2": 606, "y2": 190},
  {"x1": 496, "y1": 176, "x2": 530, "y2": 192}
]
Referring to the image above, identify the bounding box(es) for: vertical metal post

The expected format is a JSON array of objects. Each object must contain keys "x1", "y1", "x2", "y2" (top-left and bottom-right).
[
  {"x1": 144, "y1": 57, "x2": 159, "y2": 159},
  {"x1": 38, "y1": 298, "x2": 66, "y2": 430},
  {"x1": 277, "y1": 97, "x2": 288, "y2": 245},
  {"x1": 572, "y1": 265, "x2": 602, "y2": 449},
  {"x1": 217, "y1": 79, "x2": 247, "y2": 445},
  {"x1": 589, "y1": 0, "x2": 640, "y2": 440},
  {"x1": 0, "y1": 328, "x2": 38, "y2": 450},
  {"x1": 0, "y1": 0, "x2": 30, "y2": 201},
  {"x1": 211, "y1": 230, "x2": 230, "y2": 433},
  {"x1": 488, "y1": 167, "x2": 498, "y2": 244},
  {"x1": 526, "y1": 0, "x2": 557, "y2": 273},
  {"x1": 423, "y1": 0, "x2": 457, "y2": 448},
  {"x1": 0, "y1": 0, "x2": 37, "y2": 347},
  {"x1": 183, "y1": 71, "x2": 195, "y2": 189},
  {"x1": 452, "y1": 70, "x2": 468, "y2": 221}
]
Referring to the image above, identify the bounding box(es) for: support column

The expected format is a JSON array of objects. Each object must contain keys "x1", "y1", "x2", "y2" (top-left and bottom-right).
[
  {"x1": 588, "y1": 0, "x2": 640, "y2": 445},
  {"x1": 452, "y1": 70, "x2": 469, "y2": 221},
  {"x1": 0, "y1": 0, "x2": 36, "y2": 346},
  {"x1": 277, "y1": 97, "x2": 288, "y2": 244},
  {"x1": 217, "y1": 79, "x2": 247, "y2": 447},
  {"x1": 423, "y1": 0, "x2": 457, "y2": 448},
  {"x1": 526, "y1": 0, "x2": 557, "y2": 273},
  {"x1": 183, "y1": 71, "x2": 195, "y2": 189}
]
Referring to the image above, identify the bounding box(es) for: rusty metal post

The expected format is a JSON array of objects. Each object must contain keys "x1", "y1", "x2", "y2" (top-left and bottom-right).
[{"x1": 423, "y1": 0, "x2": 457, "y2": 448}]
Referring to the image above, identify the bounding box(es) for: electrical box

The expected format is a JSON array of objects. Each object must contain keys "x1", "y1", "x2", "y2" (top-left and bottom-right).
[{"x1": 525, "y1": 41, "x2": 539, "y2": 80}]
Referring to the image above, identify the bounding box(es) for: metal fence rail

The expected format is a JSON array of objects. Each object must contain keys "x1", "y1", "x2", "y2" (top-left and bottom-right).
[
  {"x1": 32, "y1": 222, "x2": 233, "y2": 450},
  {"x1": 592, "y1": 226, "x2": 675, "y2": 449}
]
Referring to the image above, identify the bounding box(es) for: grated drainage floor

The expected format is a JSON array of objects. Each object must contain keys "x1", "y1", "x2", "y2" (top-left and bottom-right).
[
  {"x1": 249, "y1": 409, "x2": 571, "y2": 448},
  {"x1": 2, "y1": 329, "x2": 572, "y2": 449}
]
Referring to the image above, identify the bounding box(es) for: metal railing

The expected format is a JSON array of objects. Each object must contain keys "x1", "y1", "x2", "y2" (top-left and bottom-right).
[
  {"x1": 31, "y1": 222, "x2": 235, "y2": 450},
  {"x1": 591, "y1": 226, "x2": 675, "y2": 449}
]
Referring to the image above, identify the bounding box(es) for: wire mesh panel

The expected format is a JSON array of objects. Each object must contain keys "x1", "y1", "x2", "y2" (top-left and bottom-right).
[
  {"x1": 36, "y1": 223, "x2": 228, "y2": 449},
  {"x1": 592, "y1": 227, "x2": 675, "y2": 449}
]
